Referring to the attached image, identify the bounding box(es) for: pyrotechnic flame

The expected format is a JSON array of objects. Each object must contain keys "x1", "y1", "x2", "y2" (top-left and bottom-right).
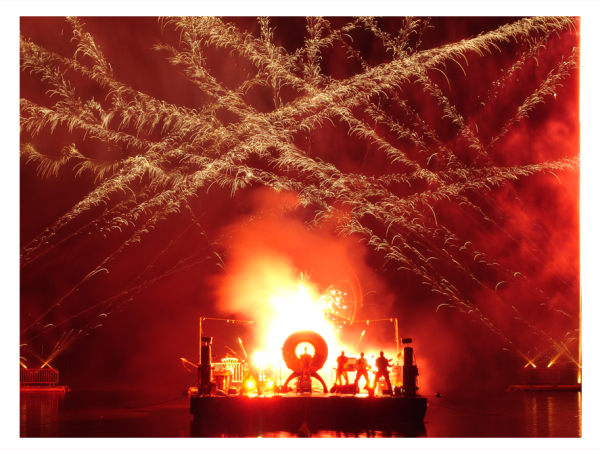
[
  {"x1": 180, "y1": 357, "x2": 197, "y2": 371},
  {"x1": 238, "y1": 337, "x2": 248, "y2": 359},
  {"x1": 357, "y1": 329, "x2": 366, "y2": 347},
  {"x1": 260, "y1": 276, "x2": 343, "y2": 365},
  {"x1": 547, "y1": 350, "x2": 564, "y2": 368},
  {"x1": 252, "y1": 351, "x2": 267, "y2": 368}
]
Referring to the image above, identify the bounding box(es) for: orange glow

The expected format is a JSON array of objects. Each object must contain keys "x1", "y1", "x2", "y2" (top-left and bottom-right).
[
  {"x1": 267, "y1": 380, "x2": 274, "y2": 389},
  {"x1": 252, "y1": 351, "x2": 267, "y2": 368},
  {"x1": 20, "y1": 361, "x2": 27, "y2": 368},
  {"x1": 246, "y1": 380, "x2": 254, "y2": 389},
  {"x1": 294, "y1": 343, "x2": 315, "y2": 358},
  {"x1": 211, "y1": 228, "x2": 398, "y2": 382},
  {"x1": 213, "y1": 245, "x2": 399, "y2": 383},
  {"x1": 238, "y1": 273, "x2": 398, "y2": 380},
  {"x1": 257, "y1": 276, "x2": 346, "y2": 371}
]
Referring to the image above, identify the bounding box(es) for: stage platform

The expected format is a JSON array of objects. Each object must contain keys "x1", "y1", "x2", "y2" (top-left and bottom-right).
[{"x1": 20, "y1": 385, "x2": 69, "y2": 393}]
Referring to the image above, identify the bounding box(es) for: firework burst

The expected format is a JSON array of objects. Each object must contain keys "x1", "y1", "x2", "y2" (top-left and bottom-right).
[{"x1": 20, "y1": 17, "x2": 579, "y2": 373}]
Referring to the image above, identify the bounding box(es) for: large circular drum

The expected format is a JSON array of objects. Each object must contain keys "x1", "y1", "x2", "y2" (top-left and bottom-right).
[{"x1": 282, "y1": 330, "x2": 328, "y2": 373}]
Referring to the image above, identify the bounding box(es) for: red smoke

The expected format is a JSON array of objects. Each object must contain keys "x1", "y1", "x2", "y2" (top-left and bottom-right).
[{"x1": 213, "y1": 188, "x2": 391, "y2": 317}]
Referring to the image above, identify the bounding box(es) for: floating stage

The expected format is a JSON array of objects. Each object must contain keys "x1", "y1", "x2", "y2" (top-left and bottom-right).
[
  {"x1": 20, "y1": 368, "x2": 69, "y2": 393},
  {"x1": 507, "y1": 368, "x2": 581, "y2": 392},
  {"x1": 190, "y1": 393, "x2": 428, "y2": 432},
  {"x1": 20, "y1": 385, "x2": 69, "y2": 393},
  {"x1": 191, "y1": 330, "x2": 427, "y2": 434}
]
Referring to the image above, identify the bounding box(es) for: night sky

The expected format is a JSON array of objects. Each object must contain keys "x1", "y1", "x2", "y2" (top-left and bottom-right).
[{"x1": 16, "y1": 9, "x2": 589, "y2": 428}]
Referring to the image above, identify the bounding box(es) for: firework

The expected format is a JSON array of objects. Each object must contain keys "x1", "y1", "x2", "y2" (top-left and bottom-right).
[{"x1": 20, "y1": 17, "x2": 579, "y2": 372}]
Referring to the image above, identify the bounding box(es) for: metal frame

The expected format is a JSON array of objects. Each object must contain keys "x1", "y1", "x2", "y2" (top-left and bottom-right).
[{"x1": 20, "y1": 368, "x2": 59, "y2": 386}]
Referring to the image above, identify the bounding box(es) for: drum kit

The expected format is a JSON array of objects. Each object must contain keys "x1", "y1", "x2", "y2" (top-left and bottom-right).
[
  {"x1": 216, "y1": 356, "x2": 277, "y2": 395},
  {"x1": 213, "y1": 357, "x2": 239, "y2": 393}
]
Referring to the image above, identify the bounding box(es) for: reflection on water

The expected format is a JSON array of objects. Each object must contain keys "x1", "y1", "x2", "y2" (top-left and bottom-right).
[
  {"x1": 578, "y1": 391, "x2": 582, "y2": 436},
  {"x1": 520, "y1": 391, "x2": 581, "y2": 438},
  {"x1": 20, "y1": 391, "x2": 64, "y2": 437},
  {"x1": 548, "y1": 394, "x2": 554, "y2": 437},
  {"x1": 19, "y1": 389, "x2": 582, "y2": 438},
  {"x1": 424, "y1": 391, "x2": 581, "y2": 438},
  {"x1": 190, "y1": 420, "x2": 427, "y2": 438},
  {"x1": 531, "y1": 394, "x2": 538, "y2": 437}
]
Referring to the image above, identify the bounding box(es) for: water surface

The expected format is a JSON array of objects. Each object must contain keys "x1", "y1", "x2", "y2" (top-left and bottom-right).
[{"x1": 20, "y1": 389, "x2": 581, "y2": 438}]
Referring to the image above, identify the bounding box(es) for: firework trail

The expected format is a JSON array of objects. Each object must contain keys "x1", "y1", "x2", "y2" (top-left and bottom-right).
[{"x1": 20, "y1": 17, "x2": 579, "y2": 367}]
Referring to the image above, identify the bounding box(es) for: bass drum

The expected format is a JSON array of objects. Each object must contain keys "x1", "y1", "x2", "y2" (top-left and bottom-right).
[{"x1": 282, "y1": 330, "x2": 328, "y2": 372}]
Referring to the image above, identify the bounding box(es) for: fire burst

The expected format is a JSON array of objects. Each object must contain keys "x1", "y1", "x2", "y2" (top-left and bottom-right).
[{"x1": 261, "y1": 275, "x2": 349, "y2": 365}]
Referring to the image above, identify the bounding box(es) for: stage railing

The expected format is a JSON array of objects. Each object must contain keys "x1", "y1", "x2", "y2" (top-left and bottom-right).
[
  {"x1": 20, "y1": 368, "x2": 59, "y2": 386},
  {"x1": 519, "y1": 368, "x2": 561, "y2": 385}
]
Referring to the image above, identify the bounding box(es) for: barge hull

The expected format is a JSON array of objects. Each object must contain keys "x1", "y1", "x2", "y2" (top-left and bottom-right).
[{"x1": 191, "y1": 394, "x2": 427, "y2": 431}]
